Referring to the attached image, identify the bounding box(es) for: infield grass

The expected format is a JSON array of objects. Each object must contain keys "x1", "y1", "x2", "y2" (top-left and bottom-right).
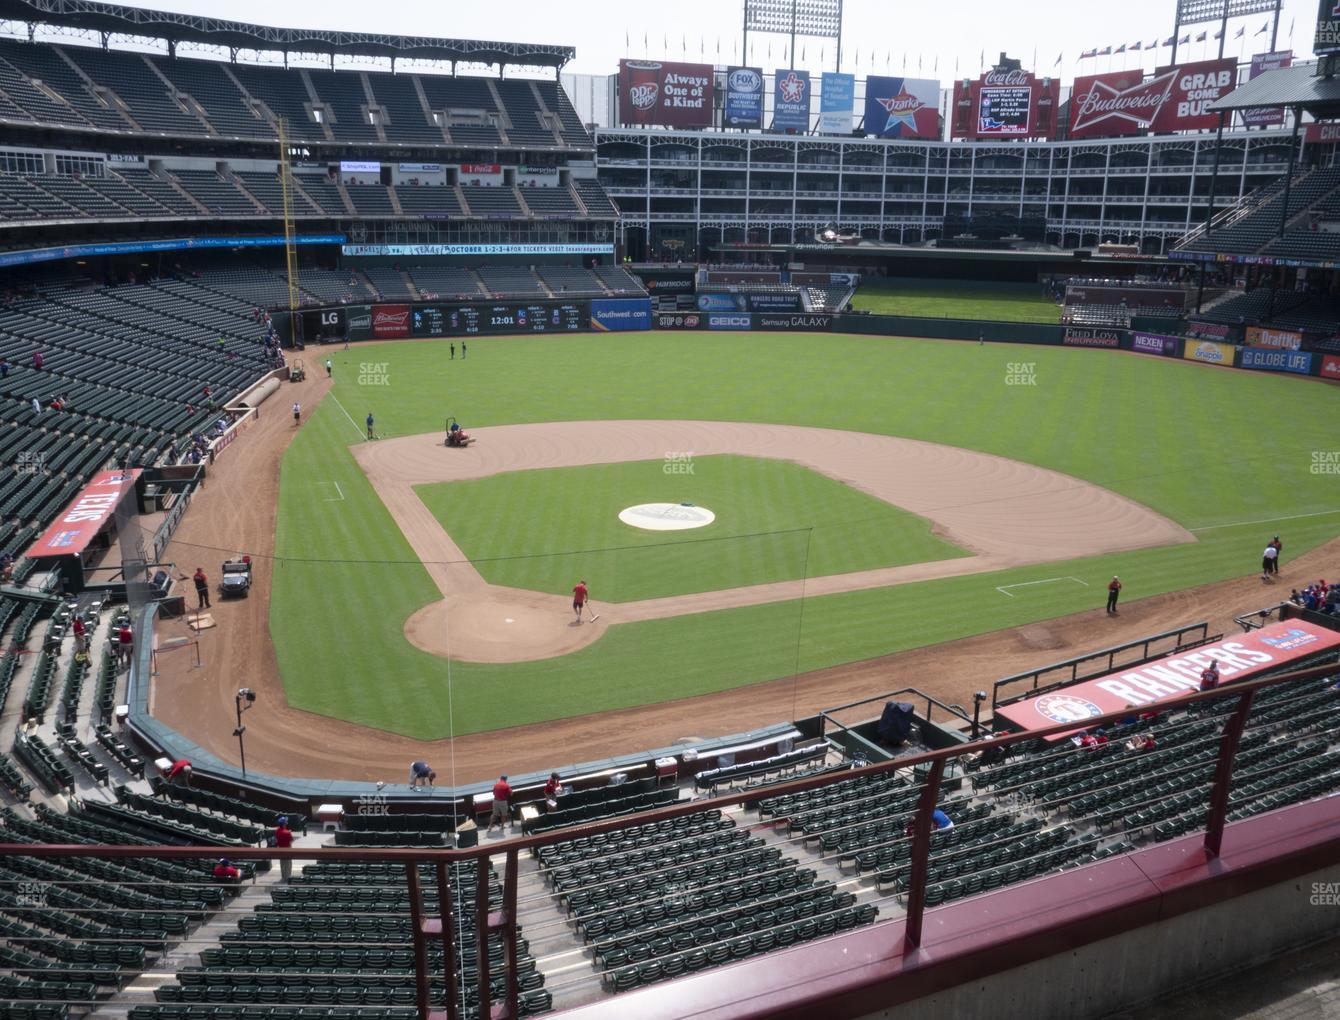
[
  {"x1": 851, "y1": 278, "x2": 1062, "y2": 323},
  {"x1": 269, "y1": 332, "x2": 1340, "y2": 738},
  {"x1": 415, "y1": 455, "x2": 967, "y2": 602}
]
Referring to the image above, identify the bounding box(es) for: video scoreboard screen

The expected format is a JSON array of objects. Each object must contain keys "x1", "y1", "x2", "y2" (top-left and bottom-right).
[{"x1": 411, "y1": 302, "x2": 587, "y2": 337}]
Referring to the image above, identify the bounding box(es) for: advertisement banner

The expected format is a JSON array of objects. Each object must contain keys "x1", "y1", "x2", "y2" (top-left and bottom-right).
[
  {"x1": 1318, "y1": 0, "x2": 1340, "y2": 56},
  {"x1": 724, "y1": 66, "x2": 764, "y2": 129},
  {"x1": 1244, "y1": 325, "x2": 1303, "y2": 350},
  {"x1": 1069, "y1": 69, "x2": 1171, "y2": 139},
  {"x1": 1321, "y1": 354, "x2": 1340, "y2": 379},
  {"x1": 863, "y1": 75, "x2": 940, "y2": 139},
  {"x1": 819, "y1": 72, "x2": 856, "y2": 134},
  {"x1": 1242, "y1": 51, "x2": 1293, "y2": 127},
  {"x1": 1131, "y1": 332, "x2": 1182, "y2": 356},
  {"x1": 995, "y1": 620, "x2": 1340, "y2": 737},
  {"x1": 951, "y1": 67, "x2": 1059, "y2": 140},
  {"x1": 745, "y1": 292, "x2": 803, "y2": 312},
  {"x1": 772, "y1": 68, "x2": 812, "y2": 131},
  {"x1": 656, "y1": 311, "x2": 704, "y2": 330},
  {"x1": 410, "y1": 302, "x2": 587, "y2": 336},
  {"x1": 1063, "y1": 327, "x2": 1124, "y2": 347},
  {"x1": 517, "y1": 166, "x2": 559, "y2": 187},
  {"x1": 590, "y1": 298, "x2": 652, "y2": 332},
  {"x1": 458, "y1": 163, "x2": 502, "y2": 187},
  {"x1": 708, "y1": 313, "x2": 753, "y2": 331},
  {"x1": 1239, "y1": 347, "x2": 1315, "y2": 374},
  {"x1": 1183, "y1": 338, "x2": 1236, "y2": 366},
  {"x1": 633, "y1": 267, "x2": 697, "y2": 294},
  {"x1": 697, "y1": 293, "x2": 751, "y2": 312},
  {"x1": 25, "y1": 469, "x2": 143, "y2": 559},
  {"x1": 618, "y1": 59, "x2": 714, "y2": 127},
  {"x1": 1151, "y1": 59, "x2": 1237, "y2": 132},
  {"x1": 372, "y1": 304, "x2": 411, "y2": 339},
  {"x1": 1306, "y1": 121, "x2": 1340, "y2": 143},
  {"x1": 342, "y1": 243, "x2": 612, "y2": 257},
  {"x1": 346, "y1": 305, "x2": 373, "y2": 342},
  {"x1": 1186, "y1": 319, "x2": 1242, "y2": 342},
  {"x1": 756, "y1": 312, "x2": 834, "y2": 331}
]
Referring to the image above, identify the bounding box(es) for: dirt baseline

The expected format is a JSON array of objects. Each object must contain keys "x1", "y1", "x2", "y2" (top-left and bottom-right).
[{"x1": 353, "y1": 421, "x2": 1194, "y2": 663}]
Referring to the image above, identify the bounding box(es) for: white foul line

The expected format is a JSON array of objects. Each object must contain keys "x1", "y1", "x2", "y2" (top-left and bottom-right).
[
  {"x1": 327, "y1": 390, "x2": 367, "y2": 442},
  {"x1": 325, "y1": 481, "x2": 345, "y2": 502},
  {"x1": 996, "y1": 576, "x2": 1089, "y2": 598},
  {"x1": 1190, "y1": 508, "x2": 1340, "y2": 533}
]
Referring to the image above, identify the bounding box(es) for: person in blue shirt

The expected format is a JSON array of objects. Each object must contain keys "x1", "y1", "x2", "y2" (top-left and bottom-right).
[
  {"x1": 932, "y1": 809, "x2": 954, "y2": 831},
  {"x1": 366, "y1": 413, "x2": 375, "y2": 440}
]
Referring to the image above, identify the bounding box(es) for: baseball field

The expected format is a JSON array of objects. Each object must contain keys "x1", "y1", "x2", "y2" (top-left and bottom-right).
[{"x1": 266, "y1": 331, "x2": 1338, "y2": 741}]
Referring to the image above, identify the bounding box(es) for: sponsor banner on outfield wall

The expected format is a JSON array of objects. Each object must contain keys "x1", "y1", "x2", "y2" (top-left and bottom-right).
[
  {"x1": 1244, "y1": 325, "x2": 1304, "y2": 350},
  {"x1": 1183, "y1": 338, "x2": 1236, "y2": 365},
  {"x1": 346, "y1": 304, "x2": 373, "y2": 341},
  {"x1": 1063, "y1": 327, "x2": 1124, "y2": 347},
  {"x1": 724, "y1": 66, "x2": 764, "y2": 129},
  {"x1": 996, "y1": 620, "x2": 1340, "y2": 738},
  {"x1": 697, "y1": 293, "x2": 751, "y2": 312},
  {"x1": 372, "y1": 304, "x2": 411, "y2": 339},
  {"x1": 773, "y1": 68, "x2": 812, "y2": 131},
  {"x1": 745, "y1": 292, "x2": 803, "y2": 312},
  {"x1": 951, "y1": 66, "x2": 1059, "y2": 140},
  {"x1": 1186, "y1": 319, "x2": 1242, "y2": 343},
  {"x1": 708, "y1": 313, "x2": 753, "y2": 331},
  {"x1": 1131, "y1": 332, "x2": 1182, "y2": 356},
  {"x1": 1066, "y1": 284, "x2": 1186, "y2": 308},
  {"x1": 756, "y1": 313, "x2": 834, "y2": 331},
  {"x1": 1321, "y1": 354, "x2": 1340, "y2": 379},
  {"x1": 618, "y1": 59, "x2": 714, "y2": 127},
  {"x1": 1239, "y1": 347, "x2": 1315, "y2": 375},
  {"x1": 633, "y1": 268, "x2": 697, "y2": 293},
  {"x1": 590, "y1": 298, "x2": 652, "y2": 332},
  {"x1": 25, "y1": 469, "x2": 143, "y2": 559},
  {"x1": 342, "y1": 243, "x2": 612, "y2": 257},
  {"x1": 863, "y1": 75, "x2": 940, "y2": 139},
  {"x1": 819, "y1": 72, "x2": 856, "y2": 134},
  {"x1": 656, "y1": 311, "x2": 703, "y2": 329}
]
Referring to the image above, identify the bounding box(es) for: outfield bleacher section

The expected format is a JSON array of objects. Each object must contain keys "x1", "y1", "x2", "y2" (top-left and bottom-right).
[{"x1": 1177, "y1": 166, "x2": 1340, "y2": 260}]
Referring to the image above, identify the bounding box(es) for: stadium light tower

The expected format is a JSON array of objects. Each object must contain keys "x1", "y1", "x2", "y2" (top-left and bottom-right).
[
  {"x1": 1170, "y1": 0, "x2": 1281, "y2": 63},
  {"x1": 743, "y1": 0, "x2": 843, "y2": 71}
]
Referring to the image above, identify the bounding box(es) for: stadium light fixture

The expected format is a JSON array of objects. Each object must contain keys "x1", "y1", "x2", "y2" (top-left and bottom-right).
[
  {"x1": 744, "y1": 0, "x2": 842, "y2": 37},
  {"x1": 1174, "y1": 0, "x2": 1277, "y2": 25}
]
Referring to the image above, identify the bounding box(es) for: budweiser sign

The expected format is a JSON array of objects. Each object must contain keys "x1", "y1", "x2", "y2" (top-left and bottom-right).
[
  {"x1": 984, "y1": 69, "x2": 1030, "y2": 85},
  {"x1": 1071, "y1": 70, "x2": 1176, "y2": 136}
]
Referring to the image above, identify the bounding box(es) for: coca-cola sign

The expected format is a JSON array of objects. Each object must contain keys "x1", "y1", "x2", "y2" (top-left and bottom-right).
[{"x1": 984, "y1": 68, "x2": 1030, "y2": 86}]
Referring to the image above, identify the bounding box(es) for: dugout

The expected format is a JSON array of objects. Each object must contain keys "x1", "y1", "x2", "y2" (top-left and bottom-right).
[{"x1": 21, "y1": 468, "x2": 176, "y2": 601}]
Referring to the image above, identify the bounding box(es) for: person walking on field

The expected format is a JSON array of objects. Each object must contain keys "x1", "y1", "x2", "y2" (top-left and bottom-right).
[
  {"x1": 461, "y1": 341, "x2": 467, "y2": 359},
  {"x1": 292, "y1": 401, "x2": 301, "y2": 426},
  {"x1": 1262, "y1": 543, "x2": 1278, "y2": 581},
  {"x1": 366, "y1": 412, "x2": 375, "y2": 440},
  {"x1": 1268, "y1": 535, "x2": 1282, "y2": 575},
  {"x1": 192, "y1": 566, "x2": 210, "y2": 609},
  {"x1": 572, "y1": 580, "x2": 589, "y2": 624},
  {"x1": 449, "y1": 342, "x2": 455, "y2": 360},
  {"x1": 325, "y1": 358, "x2": 332, "y2": 378},
  {"x1": 1106, "y1": 576, "x2": 1122, "y2": 615}
]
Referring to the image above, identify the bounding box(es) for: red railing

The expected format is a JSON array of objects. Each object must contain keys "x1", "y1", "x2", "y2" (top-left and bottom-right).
[{"x1": 2, "y1": 660, "x2": 1337, "y2": 1019}]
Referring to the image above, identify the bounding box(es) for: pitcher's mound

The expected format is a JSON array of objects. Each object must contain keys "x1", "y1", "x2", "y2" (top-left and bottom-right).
[{"x1": 404, "y1": 591, "x2": 606, "y2": 663}]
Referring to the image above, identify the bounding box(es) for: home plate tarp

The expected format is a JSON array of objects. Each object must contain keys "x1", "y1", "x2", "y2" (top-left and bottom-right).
[{"x1": 996, "y1": 620, "x2": 1340, "y2": 739}]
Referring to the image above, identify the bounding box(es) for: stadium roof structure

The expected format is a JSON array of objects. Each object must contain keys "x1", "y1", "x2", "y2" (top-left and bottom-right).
[
  {"x1": 0, "y1": 0, "x2": 576, "y2": 67},
  {"x1": 1208, "y1": 61, "x2": 1340, "y2": 119}
]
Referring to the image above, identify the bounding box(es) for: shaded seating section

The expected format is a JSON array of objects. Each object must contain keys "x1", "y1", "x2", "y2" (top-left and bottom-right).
[
  {"x1": 233, "y1": 172, "x2": 324, "y2": 217},
  {"x1": 538, "y1": 808, "x2": 878, "y2": 994},
  {"x1": 226, "y1": 62, "x2": 314, "y2": 137},
  {"x1": 1180, "y1": 167, "x2": 1340, "y2": 256},
  {"x1": 475, "y1": 267, "x2": 546, "y2": 298},
  {"x1": 131, "y1": 859, "x2": 554, "y2": 1016},
  {"x1": 574, "y1": 179, "x2": 619, "y2": 217},
  {"x1": 693, "y1": 742, "x2": 836, "y2": 794},
  {"x1": 521, "y1": 186, "x2": 581, "y2": 216},
  {"x1": 0, "y1": 39, "x2": 132, "y2": 132},
  {"x1": 525, "y1": 780, "x2": 677, "y2": 836},
  {"x1": 291, "y1": 174, "x2": 348, "y2": 215},
  {"x1": 538, "y1": 80, "x2": 591, "y2": 146},
  {"x1": 392, "y1": 184, "x2": 464, "y2": 217},
  {"x1": 110, "y1": 168, "x2": 201, "y2": 216},
  {"x1": 153, "y1": 57, "x2": 269, "y2": 138},
  {"x1": 60, "y1": 46, "x2": 205, "y2": 136},
  {"x1": 536, "y1": 267, "x2": 609, "y2": 297},
  {"x1": 1199, "y1": 286, "x2": 1309, "y2": 324},
  {"x1": 493, "y1": 80, "x2": 560, "y2": 147},
  {"x1": 1266, "y1": 293, "x2": 1340, "y2": 334},
  {"x1": 362, "y1": 268, "x2": 414, "y2": 301},
  {"x1": 366, "y1": 72, "x2": 448, "y2": 145},
  {"x1": 405, "y1": 267, "x2": 485, "y2": 300},
  {"x1": 345, "y1": 183, "x2": 395, "y2": 216},
  {"x1": 168, "y1": 170, "x2": 259, "y2": 217},
  {"x1": 304, "y1": 69, "x2": 379, "y2": 143},
  {"x1": 592, "y1": 266, "x2": 648, "y2": 295},
  {"x1": 460, "y1": 186, "x2": 523, "y2": 216}
]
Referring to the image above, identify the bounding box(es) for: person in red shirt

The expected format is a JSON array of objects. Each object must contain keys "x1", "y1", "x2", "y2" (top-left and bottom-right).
[
  {"x1": 543, "y1": 772, "x2": 564, "y2": 809},
  {"x1": 213, "y1": 857, "x2": 240, "y2": 882},
  {"x1": 71, "y1": 614, "x2": 87, "y2": 656},
  {"x1": 572, "y1": 580, "x2": 588, "y2": 624},
  {"x1": 167, "y1": 758, "x2": 193, "y2": 786},
  {"x1": 273, "y1": 816, "x2": 294, "y2": 882},
  {"x1": 117, "y1": 622, "x2": 133, "y2": 670},
  {"x1": 1199, "y1": 660, "x2": 1221, "y2": 691},
  {"x1": 488, "y1": 774, "x2": 513, "y2": 834}
]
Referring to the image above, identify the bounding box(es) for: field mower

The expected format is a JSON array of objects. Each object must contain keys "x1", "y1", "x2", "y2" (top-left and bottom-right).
[
  {"x1": 445, "y1": 417, "x2": 474, "y2": 448},
  {"x1": 289, "y1": 359, "x2": 305, "y2": 382}
]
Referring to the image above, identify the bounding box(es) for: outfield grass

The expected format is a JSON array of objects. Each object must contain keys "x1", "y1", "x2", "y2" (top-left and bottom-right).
[
  {"x1": 851, "y1": 278, "x2": 1062, "y2": 323},
  {"x1": 415, "y1": 455, "x2": 967, "y2": 602},
  {"x1": 269, "y1": 332, "x2": 1340, "y2": 738}
]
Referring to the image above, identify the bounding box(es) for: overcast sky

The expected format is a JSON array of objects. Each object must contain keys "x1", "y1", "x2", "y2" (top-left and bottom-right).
[{"x1": 39, "y1": 0, "x2": 1325, "y2": 82}]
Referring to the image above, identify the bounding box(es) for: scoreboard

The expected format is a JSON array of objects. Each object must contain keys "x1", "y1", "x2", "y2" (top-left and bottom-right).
[{"x1": 411, "y1": 302, "x2": 586, "y2": 337}]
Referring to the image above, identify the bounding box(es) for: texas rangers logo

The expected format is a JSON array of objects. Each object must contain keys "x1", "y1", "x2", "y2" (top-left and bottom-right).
[
  {"x1": 778, "y1": 71, "x2": 807, "y2": 103},
  {"x1": 1034, "y1": 694, "x2": 1103, "y2": 724},
  {"x1": 877, "y1": 86, "x2": 926, "y2": 132}
]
